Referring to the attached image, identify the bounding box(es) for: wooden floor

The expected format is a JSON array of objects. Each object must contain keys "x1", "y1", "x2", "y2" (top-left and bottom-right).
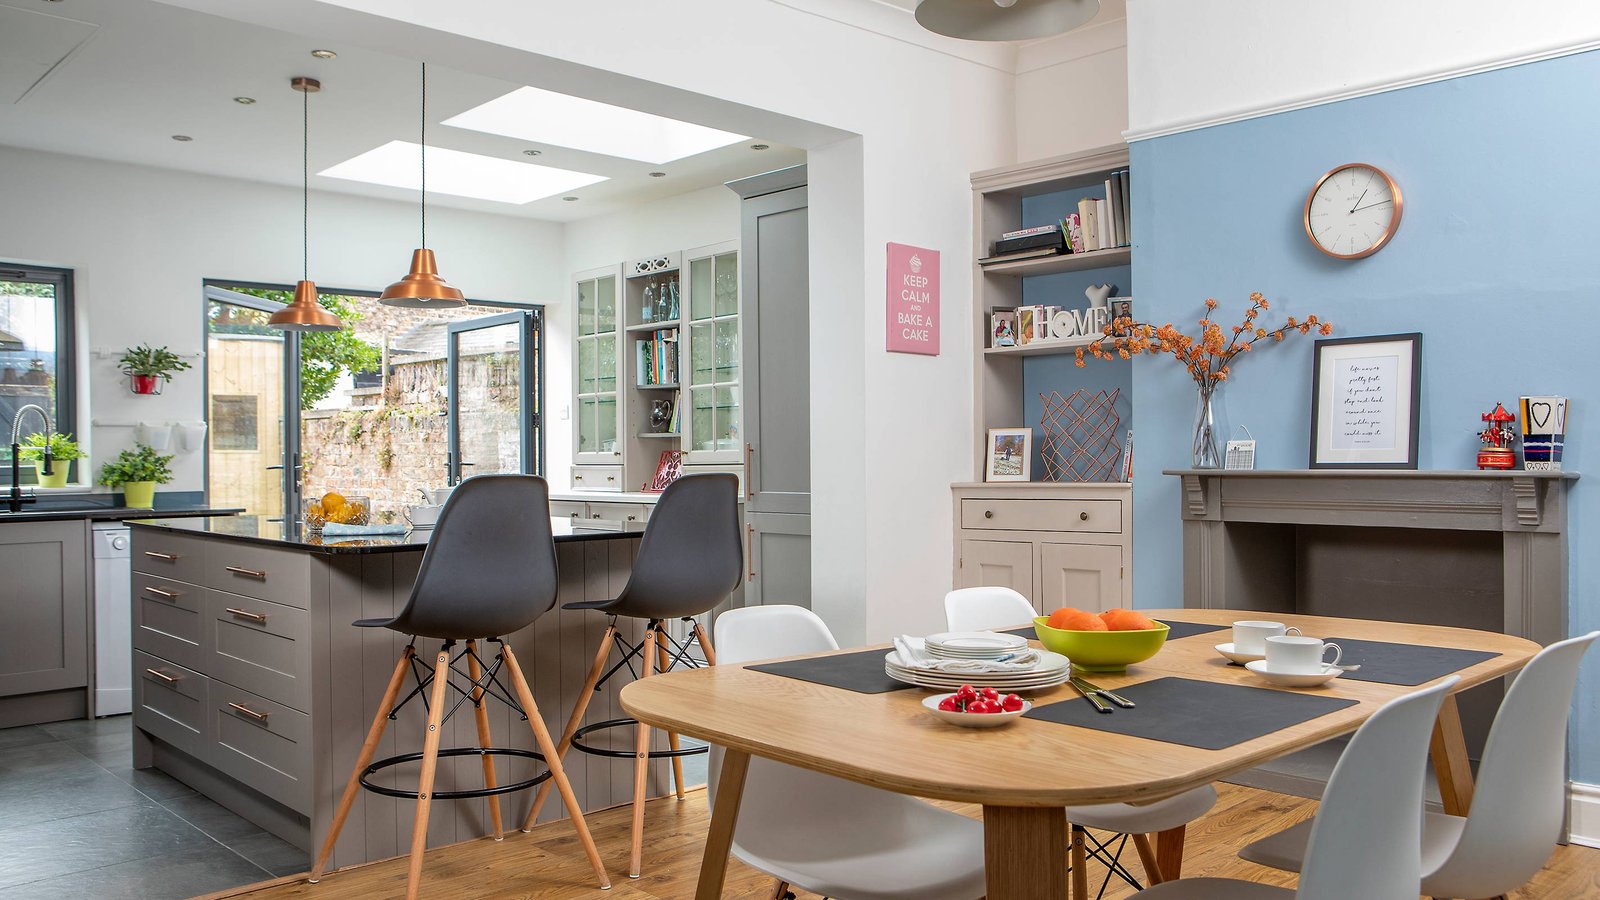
[{"x1": 203, "y1": 783, "x2": 1600, "y2": 899}]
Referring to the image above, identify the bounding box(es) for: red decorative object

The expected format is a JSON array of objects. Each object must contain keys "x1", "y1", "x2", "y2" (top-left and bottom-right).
[
  {"x1": 642, "y1": 450, "x2": 684, "y2": 493},
  {"x1": 1039, "y1": 389, "x2": 1122, "y2": 482},
  {"x1": 129, "y1": 374, "x2": 162, "y2": 395},
  {"x1": 1477, "y1": 402, "x2": 1517, "y2": 470}
]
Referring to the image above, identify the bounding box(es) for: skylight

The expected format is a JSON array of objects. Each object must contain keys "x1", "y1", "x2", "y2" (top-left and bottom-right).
[
  {"x1": 319, "y1": 141, "x2": 608, "y2": 204},
  {"x1": 443, "y1": 86, "x2": 749, "y2": 164}
]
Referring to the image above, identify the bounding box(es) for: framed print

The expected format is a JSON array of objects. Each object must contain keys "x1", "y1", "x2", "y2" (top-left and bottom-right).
[
  {"x1": 1309, "y1": 333, "x2": 1421, "y2": 468},
  {"x1": 985, "y1": 427, "x2": 1032, "y2": 482}
]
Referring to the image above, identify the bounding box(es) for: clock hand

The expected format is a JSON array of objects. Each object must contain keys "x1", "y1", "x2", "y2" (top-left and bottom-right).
[
  {"x1": 1351, "y1": 199, "x2": 1393, "y2": 212},
  {"x1": 1348, "y1": 188, "x2": 1368, "y2": 214}
]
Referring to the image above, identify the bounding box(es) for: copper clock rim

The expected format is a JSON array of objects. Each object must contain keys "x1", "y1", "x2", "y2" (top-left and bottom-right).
[{"x1": 1303, "y1": 162, "x2": 1404, "y2": 260}]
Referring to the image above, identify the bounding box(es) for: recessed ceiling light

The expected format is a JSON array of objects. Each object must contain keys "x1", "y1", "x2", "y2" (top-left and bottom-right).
[
  {"x1": 750, "y1": 143, "x2": 770, "y2": 151},
  {"x1": 310, "y1": 49, "x2": 337, "y2": 59},
  {"x1": 444, "y1": 86, "x2": 748, "y2": 165},
  {"x1": 320, "y1": 141, "x2": 607, "y2": 204},
  {"x1": 562, "y1": 196, "x2": 579, "y2": 202},
  {"x1": 522, "y1": 149, "x2": 541, "y2": 156},
  {"x1": 171, "y1": 134, "x2": 193, "y2": 142},
  {"x1": 648, "y1": 171, "x2": 666, "y2": 178},
  {"x1": 233, "y1": 96, "x2": 256, "y2": 105}
]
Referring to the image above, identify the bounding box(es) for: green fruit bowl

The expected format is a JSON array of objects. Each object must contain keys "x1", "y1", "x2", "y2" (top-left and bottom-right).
[{"x1": 1032, "y1": 617, "x2": 1170, "y2": 673}]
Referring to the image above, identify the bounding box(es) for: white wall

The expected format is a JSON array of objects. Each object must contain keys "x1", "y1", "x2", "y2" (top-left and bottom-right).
[
  {"x1": 1125, "y1": 0, "x2": 1600, "y2": 141},
  {"x1": 545, "y1": 185, "x2": 742, "y2": 489},
  {"x1": 0, "y1": 144, "x2": 564, "y2": 495},
  {"x1": 1015, "y1": 16, "x2": 1129, "y2": 160}
]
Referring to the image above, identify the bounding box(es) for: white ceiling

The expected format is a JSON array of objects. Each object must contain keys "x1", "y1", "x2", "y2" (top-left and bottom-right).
[{"x1": 0, "y1": 0, "x2": 803, "y2": 223}]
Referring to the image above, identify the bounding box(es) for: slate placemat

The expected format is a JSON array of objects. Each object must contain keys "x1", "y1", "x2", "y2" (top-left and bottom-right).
[
  {"x1": 1004, "y1": 619, "x2": 1227, "y2": 642},
  {"x1": 1023, "y1": 677, "x2": 1358, "y2": 751},
  {"x1": 747, "y1": 647, "x2": 913, "y2": 694},
  {"x1": 1322, "y1": 638, "x2": 1500, "y2": 686}
]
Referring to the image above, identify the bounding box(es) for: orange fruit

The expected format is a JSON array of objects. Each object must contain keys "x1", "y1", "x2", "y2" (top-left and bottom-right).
[
  {"x1": 321, "y1": 491, "x2": 347, "y2": 512},
  {"x1": 1100, "y1": 608, "x2": 1158, "y2": 631},
  {"x1": 1046, "y1": 607, "x2": 1084, "y2": 629},
  {"x1": 1048, "y1": 608, "x2": 1108, "y2": 631}
]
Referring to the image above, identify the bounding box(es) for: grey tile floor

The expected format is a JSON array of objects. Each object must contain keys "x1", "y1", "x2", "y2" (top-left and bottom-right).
[{"x1": 0, "y1": 715, "x2": 306, "y2": 899}]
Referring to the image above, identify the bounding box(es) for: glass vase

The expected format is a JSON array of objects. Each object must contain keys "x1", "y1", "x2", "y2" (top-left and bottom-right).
[{"x1": 1192, "y1": 380, "x2": 1223, "y2": 469}]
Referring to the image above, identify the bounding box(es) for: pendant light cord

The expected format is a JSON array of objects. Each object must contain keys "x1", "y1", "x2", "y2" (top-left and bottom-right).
[
  {"x1": 303, "y1": 81, "x2": 310, "y2": 282},
  {"x1": 420, "y1": 61, "x2": 427, "y2": 250}
]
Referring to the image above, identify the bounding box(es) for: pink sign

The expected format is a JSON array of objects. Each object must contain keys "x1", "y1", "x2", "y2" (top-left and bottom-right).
[{"x1": 885, "y1": 242, "x2": 940, "y2": 355}]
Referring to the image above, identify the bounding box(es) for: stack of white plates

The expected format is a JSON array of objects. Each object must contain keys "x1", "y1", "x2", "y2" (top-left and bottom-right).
[
  {"x1": 885, "y1": 647, "x2": 1072, "y2": 693},
  {"x1": 923, "y1": 631, "x2": 1029, "y2": 660}
]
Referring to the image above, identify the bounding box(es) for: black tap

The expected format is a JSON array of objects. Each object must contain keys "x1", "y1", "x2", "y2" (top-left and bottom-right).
[{"x1": 8, "y1": 404, "x2": 52, "y2": 513}]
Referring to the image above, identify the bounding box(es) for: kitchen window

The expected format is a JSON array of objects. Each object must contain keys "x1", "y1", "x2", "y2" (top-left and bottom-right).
[{"x1": 0, "y1": 264, "x2": 76, "y2": 473}]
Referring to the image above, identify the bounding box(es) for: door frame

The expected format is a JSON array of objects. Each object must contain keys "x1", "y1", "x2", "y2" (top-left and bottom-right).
[{"x1": 446, "y1": 309, "x2": 543, "y2": 484}]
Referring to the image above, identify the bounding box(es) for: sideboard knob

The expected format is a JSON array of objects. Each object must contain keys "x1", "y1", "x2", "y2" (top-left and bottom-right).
[{"x1": 984, "y1": 510, "x2": 994, "y2": 519}]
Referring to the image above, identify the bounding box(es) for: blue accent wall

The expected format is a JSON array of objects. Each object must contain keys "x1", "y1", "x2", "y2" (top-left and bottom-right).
[{"x1": 1129, "y1": 50, "x2": 1600, "y2": 780}]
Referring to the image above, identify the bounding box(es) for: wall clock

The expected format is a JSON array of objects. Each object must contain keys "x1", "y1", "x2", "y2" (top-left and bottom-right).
[{"x1": 1303, "y1": 163, "x2": 1403, "y2": 259}]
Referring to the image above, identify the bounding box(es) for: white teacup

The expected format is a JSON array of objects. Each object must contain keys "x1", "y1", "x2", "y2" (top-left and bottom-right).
[
  {"x1": 1233, "y1": 620, "x2": 1302, "y2": 655},
  {"x1": 1265, "y1": 635, "x2": 1343, "y2": 675}
]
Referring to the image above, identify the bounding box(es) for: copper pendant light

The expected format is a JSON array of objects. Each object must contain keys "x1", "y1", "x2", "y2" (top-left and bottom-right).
[
  {"x1": 380, "y1": 62, "x2": 465, "y2": 308},
  {"x1": 269, "y1": 76, "x2": 343, "y2": 331}
]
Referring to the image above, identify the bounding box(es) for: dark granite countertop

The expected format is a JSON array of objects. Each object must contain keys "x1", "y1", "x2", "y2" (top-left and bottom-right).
[
  {"x1": 0, "y1": 503, "x2": 243, "y2": 524},
  {"x1": 126, "y1": 514, "x2": 645, "y2": 554}
]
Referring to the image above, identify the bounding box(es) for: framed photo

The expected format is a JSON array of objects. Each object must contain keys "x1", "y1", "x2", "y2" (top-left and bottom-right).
[
  {"x1": 1309, "y1": 333, "x2": 1421, "y2": 469},
  {"x1": 985, "y1": 427, "x2": 1033, "y2": 482},
  {"x1": 990, "y1": 309, "x2": 1017, "y2": 348}
]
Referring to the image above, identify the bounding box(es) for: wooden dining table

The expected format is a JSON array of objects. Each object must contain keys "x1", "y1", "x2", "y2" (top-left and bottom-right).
[{"x1": 620, "y1": 609, "x2": 1539, "y2": 900}]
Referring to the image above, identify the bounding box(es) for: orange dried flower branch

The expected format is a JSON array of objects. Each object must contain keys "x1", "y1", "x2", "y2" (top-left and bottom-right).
[{"x1": 1073, "y1": 292, "x2": 1333, "y2": 387}]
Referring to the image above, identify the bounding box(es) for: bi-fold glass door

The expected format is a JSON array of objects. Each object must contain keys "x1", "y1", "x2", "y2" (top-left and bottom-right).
[
  {"x1": 204, "y1": 285, "x2": 302, "y2": 521},
  {"x1": 446, "y1": 310, "x2": 541, "y2": 485}
]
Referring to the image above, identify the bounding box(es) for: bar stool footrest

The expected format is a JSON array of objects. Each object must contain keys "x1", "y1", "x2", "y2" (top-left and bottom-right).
[
  {"x1": 570, "y1": 717, "x2": 710, "y2": 760},
  {"x1": 359, "y1": 747, "x2": 550, "y2": 800}
]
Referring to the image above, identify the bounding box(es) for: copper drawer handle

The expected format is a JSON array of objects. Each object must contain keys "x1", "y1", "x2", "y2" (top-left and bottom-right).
[
  {"x1": 143, "y1": 551, "x2": 180, "y2": 561},
  {"x1": 145, "y1": 587, "x2": 181, "y2": 599},
  {"x1": 144, "y1": 668, "x2": 178, "y2": 684},
  {"x1": 225, "y1": 565, "x2": 268, "y2": 580},
  {"x1": 227, "y1": 702, "x2": 269, "y2": 721},
  {"x1": 746, "y1": 524, "x2": 756, "y2": 583},
  {"x1": 226, "y1": 607, "x2": 268, "y2": 623},
  {"x1": 745, "y1": 443, "x2": 755, "y2": 499}
]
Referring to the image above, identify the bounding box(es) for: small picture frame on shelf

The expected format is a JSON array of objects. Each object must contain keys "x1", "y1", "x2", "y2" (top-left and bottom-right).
[
  {"x1": 991, "y1": 309, "x2": 1017, "y2": 348},
  {"x1": 984, "y1": 427, "x2": 1032, "y2": 482},
  {"x1": 1309, "y1": 333, "x2": 1422, "y2": 469}
]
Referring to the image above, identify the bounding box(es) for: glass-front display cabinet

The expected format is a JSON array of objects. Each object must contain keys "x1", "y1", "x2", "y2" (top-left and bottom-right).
[
  {"x1": 684, "y1": 242, "x2": 741, "y2": 464},
  {"x1": 572, "y1": 267, "x2": 621, "y2": 466}
]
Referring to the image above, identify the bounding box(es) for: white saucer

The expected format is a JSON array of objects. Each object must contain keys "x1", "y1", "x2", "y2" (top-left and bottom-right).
[
  {"x1": 1244, "y1": 660, "x2": 1343, "y2": 688},
  {"x1": 1216, "y1": 642, "x2": 1265, "y2": 664}
]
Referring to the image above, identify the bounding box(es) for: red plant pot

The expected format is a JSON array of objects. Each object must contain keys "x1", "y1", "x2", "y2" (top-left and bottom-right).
[{"x1": 130, "y1": 374, "x2": 161, "y2": 395}]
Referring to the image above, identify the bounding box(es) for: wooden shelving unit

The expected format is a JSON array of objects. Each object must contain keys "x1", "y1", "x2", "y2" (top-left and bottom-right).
[
  {"x1": 979, "y1": 246, "x2": 1130, "y2": 278},
  {"x1": 981, "y1": 334, "x2": 1099, "y2": 357}
]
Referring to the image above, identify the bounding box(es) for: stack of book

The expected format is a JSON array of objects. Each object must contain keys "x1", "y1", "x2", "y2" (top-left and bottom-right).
[
  {"x1": 636, "y1": 329, "x2": 679, "y2": 386},
  {"x1": 979, "y1": 224, "x2": 1066, "y2": 266}
]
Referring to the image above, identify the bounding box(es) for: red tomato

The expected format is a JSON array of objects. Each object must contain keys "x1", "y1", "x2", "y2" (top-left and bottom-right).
[
  {"x1": 1001, "y1": 694, "x2": 1024, "y2": 712},
  {"x1": 955, "y1": 684, "x2": 978, "y2": 702},
  {"x1": 937, "y1": 695, "x2": 963, "y2": 712},
  {"x1": 979, "y1": 686, "x2": 1000, "y2": 701},
  {"x1": 971, "y1": 699, "x2": 1000, "y2": 714}
]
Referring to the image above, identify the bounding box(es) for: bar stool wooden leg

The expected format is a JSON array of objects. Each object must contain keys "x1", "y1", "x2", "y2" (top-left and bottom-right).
[
  {"x1": 655, "y1": 628, "x2": 687, "y2": 801},
  {"x1": 1070, "y1": 824, "x2": 1089, "y2": 900},
  {"x1": 1156, "y1": 824, "x2": 1187, "y2": 881},
  {"x1": 308, "y1": 645, "x2": 414, "y2": 883},
  {"x1": 693, "y1": 619, "x2": 717, "y2": 666},
  {"x1": 769, "y1": 878, "x2": 792, "y2": 899},
  {"x1": 405, "y1": 645, "x2": 454, "y2": 900},
  {"x1": 501, "y1": 644, "x2": 611, "y2": 890},
  {"x1": 629, "y1": 622, "x2": 659, "y2": 877},
  {"x1": 1131, "y1": 832, "x2": 1164, "y2": 885},
  {"x1": 523, "y1": 623, "x2": 616, "y2": 832},
  {"x1": 465, "y1": 640, "x2": 503, "y2": 840}
]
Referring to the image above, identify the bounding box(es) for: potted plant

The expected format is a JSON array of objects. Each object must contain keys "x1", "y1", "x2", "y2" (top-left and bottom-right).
[
  {"x1": 119, "y1": 344, "x2": 192, "y2": 395},
  {"x1": 17, "y1": 432, "x2": 86, "y2": 488},
  {"x1": 98, "y1": 443, "x2": 174, "y2": 508}
]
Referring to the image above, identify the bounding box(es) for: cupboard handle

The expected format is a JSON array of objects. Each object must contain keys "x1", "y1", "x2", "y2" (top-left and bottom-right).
[
  {"x1": 606, "y1": 474, "x2": 616, "y2": 481},
  {"x1": 984, "y1": 510, "x2": 994, "y2": 519},
  {"x1": 1079, "y1": 511, "x2": 1089, "y2": 521},
  {"x1": 145, "y1": 587, "x2": 180, "y2": 599},
  {"x1": 574, "y1": 474, "x2": 585, "y2": 481},
  {"x1": 225, "y1": 565, "x2": 268, "y2": 580},
  {"x1": 144, "y1": 668, "x2": 178, "y2": 684},
  {"x1": 592, "y1": 514, "x2": 603, "y2": 519},
  {"x1": 745, "y1": 444, "x2": 755, "y2": 499},
  {"x1": 226, "y1": 607, "x2": 268, "y2": 623},
  {"x1": 227, "y1": 702, "x2": 269, "y2": 722},
  {"x1": 747, "y1": 524, "x2": 756, "y2": 583},
  {"x1": 143, "y1": 551, "x2": 180, "y2": 561}
]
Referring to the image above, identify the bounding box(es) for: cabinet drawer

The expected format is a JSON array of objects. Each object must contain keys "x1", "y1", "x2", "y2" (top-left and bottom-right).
[
  {"x1": 585, "y1": 501, "x2": 649, "y2": 523},
  {"x1": 133, "y1": 650, "x2": 207, "y2": 757},
  {"x1": 133, "y1": 573, "x2": 204, "y2": 671},
  {"x1": 132, "y1": 531, "x2": 206, "y2": 584},
  {"x1": 205, "y1": 590, "x2": 310, "y2": 713},
  {"x1": 959, "y1": 498, "x2": 1122, "y2": 534},
  {"x1": 206, "y1": 680, "x2": 312, "y2": 814},
  {"x1": 550, "y1": 500, "x2": 587, "y2": 521},
  {"x1": 205, "y1": 541, "x2": 310, "y2": 609},
  {"x1": 570, "y1": 466, "x2": 623, "y2": 492}
]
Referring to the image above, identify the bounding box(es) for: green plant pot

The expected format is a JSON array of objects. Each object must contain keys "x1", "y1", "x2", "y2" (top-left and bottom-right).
[
  {"x1": 37, "y1": 468, "x2": 71, "y2": 489},
  {"x1": 122, "y1": 481, "x2": 157, "y2": 509}
]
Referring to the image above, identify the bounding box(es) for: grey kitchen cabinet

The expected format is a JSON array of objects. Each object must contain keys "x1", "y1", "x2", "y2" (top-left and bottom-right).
[
  {"x1": 0, "y1": 519, "x2": 89, "y2": 724},
  {"x1": 1037, "y1": 542, "x2": 1122, "y2": 613},
  {"x1": 951, "y1": 483, "x2": 1132, "y2": 612},
  {"x1": 955, "y1": 538, "x2": 1035, "y2": 604},
  {"x1": 744, "y1": 511, "x2": 812, "y2": 608}
]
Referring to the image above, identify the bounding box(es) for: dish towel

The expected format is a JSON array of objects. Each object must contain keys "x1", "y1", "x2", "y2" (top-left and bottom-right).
[
  {"x1": 891, "y1": 636, "x2": 1043, "y2": 673},
  {"x1": 320, "y1": 523, "x2": 408, "y2": 537}
]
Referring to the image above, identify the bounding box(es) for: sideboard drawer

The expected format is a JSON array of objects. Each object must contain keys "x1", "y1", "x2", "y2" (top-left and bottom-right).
[
  {"x1": 960, "y1": 498, "x2": 1122, "y2": 534},
  {"x1": 585, "y1": 501, "x2": 650, "y2": 523},
  {"x1": 206, "y1": 680, "x2": 312, "y2": 815},
  {"x1": 570, "y1": 465, "x2": 623, "y2": 492},
  {"x1": 132, "y1": 531, "x2": 206, "y2": 585},
  {"x1": 133, "y1": 573, "x2": 204, "y2": 671},
  {"x1": 133, "y1": 650, "x2": 207, "y2": 757},
  {"x1": 205, "y1": 542, "x2": 311, "y2": 609},
  {"x1": 205, "y1": 590, "x2": 310, "y2": 713}
]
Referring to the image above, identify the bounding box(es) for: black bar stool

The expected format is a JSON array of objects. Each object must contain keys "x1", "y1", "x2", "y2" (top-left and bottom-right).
[
  {"x1": 308, "y1": 474, "x2": 610, "y2": 899},
  {"x1": 522, "y1": 473, "x2": 743, "y2": 877}
]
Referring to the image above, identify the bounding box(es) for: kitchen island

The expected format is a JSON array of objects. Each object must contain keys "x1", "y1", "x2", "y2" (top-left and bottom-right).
[{"x1": 127, "y1": 515, "x2": 682, "y2": 874}]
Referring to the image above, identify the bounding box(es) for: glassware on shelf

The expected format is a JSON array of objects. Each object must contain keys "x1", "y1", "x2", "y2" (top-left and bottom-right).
[{"x1": 641, "y1": 284, "x2": 655, "y2": 323}]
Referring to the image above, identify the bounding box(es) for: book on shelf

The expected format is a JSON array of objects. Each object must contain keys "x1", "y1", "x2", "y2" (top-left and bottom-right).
[
  {"x1": 1107, "y1": 174, "x2": 1125, "y2": 247},
  {"x1": 1077, "y1": 198, "x2": 1100, "y2": 252},
  {"x1": 1116, "y1": 168, "x2": 1132, "y2": 247},
  {"x1": 1000, "y1": 224, "x2": 1060, "y2": 240},
  {"x1": 992, "y1": 229, "x2": 1065, "y2": 256},
  {"x1": 979, "y1": 245, "x2": 1062, "y2": 266},
  {"x1": 1097, "y1": 196, "x2": 1113, "y2": 250},
  {"x1": 635, "y1": 328, "x2": 679, "y2": 386}
]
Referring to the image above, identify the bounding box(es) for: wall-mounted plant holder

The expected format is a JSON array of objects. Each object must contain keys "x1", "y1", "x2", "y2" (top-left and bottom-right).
[
  {"x1": 177, "y1": 422, "x2": 207, "y2": 454},
  {"x1": 128, "y1": 373, "x2": 165, "y2": 395},
  {"x1": 135, "y1": 422, "x2": 173, "y2": 451},
  {"x1": 115, "y1": 344, "x2": 193, "y2": 396}
]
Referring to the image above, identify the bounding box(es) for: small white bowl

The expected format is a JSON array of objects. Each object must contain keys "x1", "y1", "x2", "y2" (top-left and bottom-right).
[
  {"x1": 1243, "y1": 660, "x2": 1343, "y2": 688},
  {"x1": 922, "y1": 693, "x2": 1032, "y2": 728},
  {"x1": 1216, "y1": 642, "x2": 1266, "y2": 665}
]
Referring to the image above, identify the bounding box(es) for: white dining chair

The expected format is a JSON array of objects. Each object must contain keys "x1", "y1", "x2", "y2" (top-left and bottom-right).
[
  {"x1": 1240, "y1": 631, "x2": 1598, "y2": 900},
  {"x1": 1141, "y1": 675, "x2": 1459, "y2": 899},
  {"x1": 710, "y1": 605, "x2": 987, "y2": 900},
  {"x1": 942, "y1": 588, "x2": 1218, "y2": 895}
]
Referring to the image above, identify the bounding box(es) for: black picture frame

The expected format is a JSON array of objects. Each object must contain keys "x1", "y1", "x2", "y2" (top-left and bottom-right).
[{"x1": 1309, "y1": 332, "x2": 1422, "y2": 469}]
